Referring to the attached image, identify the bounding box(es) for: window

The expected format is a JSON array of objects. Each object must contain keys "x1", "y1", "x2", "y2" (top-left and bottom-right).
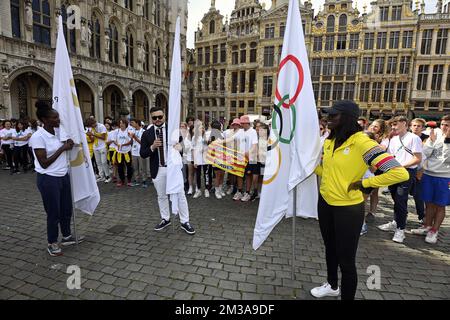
[
  {"x1": 364, "y1": 33, "x2": 374, "y2": 50},
  {"x1": 280, "y1": 23, "x2": 285, "y2": 37},
  {"x1": 311, "y1": 59, "x2": 322, "y2": 77},
  {"x1": 313, "y1": 83, "x2": 320, "y2": 100},
  {"x1": 110, "y1": 90, "x2": 122, "y2": 119},
  {"x1": 212, "y1": 69, "x2": 218, "y2": 91},
  {"x1": 323, "y1": 58, "x2": 333, "y2": 76},
  {"x1": 204, "y1": 71, "x2": 210, "y2": 91},
  {"x1": 392, "y1": 6, "x2": 402, "y2": 21},
  {"x1": 11, "y1": 0, "x2": 20, "y2": 38},
  {"x1": 372, "y1": 82, "x2": 382, "y2": 102},
  {"x1": 125, "y1": 30, "x2": 134, "y2": 68},
  {"x1": 327, "y1": 16, "x2": 335, "y2": 33},
  {"x1": 360, "y1": 82, "x2": 370, "y2": 102},
  {"x1": 374, "y1": 57, "x2": 385, "y2": 74},
  {"x1": 247, "y1": 100, "x2": 255, "y2": 112},
  {"x1": 264, "y1": 46, "x2": 275, "y2": 67},
  {"x1": 220, "y1": 70, "x2": 225, "y2": 91},
  {"x1": 397, "y1": 82, "x2": 407, "y2": 102},
  {"x1": 143, "y1": 41, "x2": 150, "y2": 72},
  {"x1": 421, "y1": 30, "x2": 433, "y2": 55},
  {"x1": 155, "y1": 45, "x2": 161, "y2": 75},
  {"x1": 349, "y1": 34, "x2": 359, "y2": 50},
  {"x1": 384, "y1": 82, "x2": 395, "y2": 102},
  {"x1": 61, "y1": 5, "x2": 77, "y2": 53},
  {"x1": 232, "y1": 46, "x2": 238, "y2": 65},
  {"x1": 380, "y1": 7, "x2": 389, "y2": 21},
  {"x1": 209, "y1": 20, "x2": 215, "y2": 34},
  {"x1": 230, "y1": 101, "x2": 237, "y2": 111},
  {"x1": 197, "y1": 48, "x2": 203, "y2": 66},
  {"x1": 240, "y1": 71, "x2": 246, "y2": 93},
  {"x1": 389, "y1": 31, "x2": 400, "y2": 49},
  {"x1": 124, "y1": 0, "x2": 133, "y2": 11},
  {"x1": 263, "y1": 76, "x2": 273, "y2": 97},
  {"x1": 339, "y1": 14, "x2": 347, "y2": 32},
  {"x1": 232, "y1": 72, "x2": 238, "y2": 93},
  {"x1": 265, "y1": 24, "x2": 275, "y2": 39},
  {"x1": 335, "y1": 58, "x2": 345, "y2": 75},
  {"x1": 249, "y1": 70, "x2": 256, "y2": 93},
  {"x1": 240, "y1": 44, "x2": 247, "y2": 64},
  {"x1": 447, "y1": 68, "x2": 450, "y2": 90},
  {"x1": 325, "y1": 35, "x2": 335, "y2": 51},
  {"x1": 431, "y1": 65, "x2": 444, "y2": 90},
  {"x1": 212, "y1": 45, "x2": 218, "y2": 64},
  {"x1": 436, "y1": 29, "x2": 448, "y2": 54},
  {"x1": 344, "y1": 83, "x2": 355, "y2": 100},
  {"x1": 333, "y1": 83, "x2": 343, "y2": 101},
  {"x1": 346, "y1": 57, "x2": 357, "y2": 75},
  {"x1": 205, "y1": 47, "x2": 210, "y2": 65},
  {"x1": 154, "y1": 0, "x2": 161, "y2": 27},
  {"x1": 321, "y1": 83, "x2": 331, "y2": 102},
  {"x1": 144, "y1": 0, "x2": 151, "y2": 20},
  {"x1": 109, "y1": 24, "x2": 119, "y2": 64},
  {"x1": 417, "y1": 65, "x2": 429, "y2": 90},
  {"x1": 362, "y1": 57, "x2": 372, "y2": 74},
  {"x1": 220, "y1": 43, "x2": 226, "y2": 63},
  {"x1": 402, "y1": 31, "x2": 413, "y2": 48},
  {"x1": 314, "y1": 36, "x2": 323, "y2": 52},
  {"x1": 399, "y1": 56, "x2": 411, "y2": 74},
  {"x1": 250, "y1": 43, "x2": 257, "y2": 63},
  {"x1": 90, "y1": 17, "x2": 101, "y2": 59},
  {"x1": 387, "y1": 57, "x2": 397, "y2": 74},
  {"x1": 33, "y1": 0, "x2": 51, "y2": 46},
  {"x1": 337, "y1": 35, "x2": 346, "y2": 50},
  {"x1": 239, "y1": 101, "x2": 244, "y2": 111},
  {"x1": 377, "y1": 32, "x2": 387, "y2": 49}
]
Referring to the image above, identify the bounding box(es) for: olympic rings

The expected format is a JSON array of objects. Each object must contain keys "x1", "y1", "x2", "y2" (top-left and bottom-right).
[
  {"x1": 275, "y1": 54, "x2": 304, "y2": 109},
  {"x1": 271, "y1": 95, "x2": 297, "y2": 144}
]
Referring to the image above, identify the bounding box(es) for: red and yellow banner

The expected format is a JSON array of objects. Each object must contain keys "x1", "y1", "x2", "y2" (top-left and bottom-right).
[{"x1": 206, "y1": 141, "x2": 248, "y2": 177}]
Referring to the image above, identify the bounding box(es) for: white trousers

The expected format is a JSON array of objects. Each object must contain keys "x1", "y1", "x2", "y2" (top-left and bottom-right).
[
  {"x1": 94, "y1": 148, "x2": 110, "y2": 179},
  {"x1": 153, "y1": 167, "x2": 190, "y2": 224}
]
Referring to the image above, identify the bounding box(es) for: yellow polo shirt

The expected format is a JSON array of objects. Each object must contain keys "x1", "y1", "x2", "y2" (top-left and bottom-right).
[{"x1": 315, "y1": 132, "x2": 409, "y2": 206}]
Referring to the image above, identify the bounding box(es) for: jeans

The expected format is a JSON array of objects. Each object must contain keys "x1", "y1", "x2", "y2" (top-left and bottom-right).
[
  {"x1": 1, "y1": 144, "x2": 13, "y2": 169},
  {"x1": 389, "y1": 168, "x2": 415, "y2": 230},
  {"x1": 37, "y1": 173, "x2": 73, "y2": 244},
  {"x1": 318, "y1": 195, "x2": 365, "y2": 300},
  {"x1": 14, "y1": 145, "x2": 29, "y2": 171}
]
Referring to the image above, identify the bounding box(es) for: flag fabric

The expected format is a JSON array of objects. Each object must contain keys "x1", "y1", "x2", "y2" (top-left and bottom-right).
[
  {"x1": 52, "y1": 16, "x2": 100, "y2": 215},
  {"x1": 206, "y1": 141, "x2": 248, "y2": 177},
  {"x1": 253, "y1": 0, "x2": 322, "y2": 250},
  {"x1": 166, "y1": 16, "x2": 184, "y2": 214}
]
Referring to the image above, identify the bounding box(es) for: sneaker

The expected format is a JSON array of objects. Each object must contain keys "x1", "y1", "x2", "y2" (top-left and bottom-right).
[
  {"x1": 154, "y1": 219, "x2": 171, "y2": 231},
  {"x1": 215, "y1": 190, "x2": 222, "y2": 199},
  {"x1": 96, "y1": 176, "x2": 105, "y2": 182},
  {"x1": 187, "y1": 186, "x2": 193, "y2": 195},
  {"x1": 61, "y1": 235, "x2": 85, "y2": 246},
  {"x1": 392, "y1": 229, "x2": 405, "y2": 243},
  {"x1": 47, "y1": 243, "x2": 63, "y2": 257},
  {"x1": 360, "y1": 223, "x2": 368, "y2": 236},
  {"x1": 226, "y1": 186, "x2": 234, "y2": 195},
  {"x1": 142, "y1": 181, "x2": 148, "y2": 188},
  {"x1": 205, "y1": 190, "x2": 210, "y2": 198},
  {"x1": 241, "y1": 193, "x2": 251, "y2": 202},
  {"x1": 310, "y1": 283, "x2": 340, "y2": 298},
  {"x1": 116, "y1": 182, "x2": 124, "y2": 187},
  {"x1": 127, "y1": 182, "x2": 133, "y2": 187},
  {"x1": 220, "y1": 187, "x2": 226, "y2": 197},
  {"x1": 104, "y1": 177, "x2": 112, "y2": 183},
  {"x1": 132, "y1": 182, "x2": 141, "y2": 187},
  {"x1": 181, "y1": 222, "x2": 196, "y2": 235},
  {"x1": 425, "y1": 230, "x2": 438, "y2": 244},
  {"x1": 378, "y1": 220, "x2": 397, "y2": 232},
  {"x1": 250, "y1": 192, "x2": 258, "y2": 202},
  {"x1": 193, "y1": 190, "x2": 202, "y2": 199},
  {"x1": 411, "y1": 225, "x2": 431, "y2": 236},
  {"x1": 233, "y1": 191, "x2": 243, "y2": 201}
]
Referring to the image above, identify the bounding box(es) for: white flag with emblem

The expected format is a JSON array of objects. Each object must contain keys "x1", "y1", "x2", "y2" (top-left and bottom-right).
[{"x1": 52, "y1": 15, "x2": 100, "y2": 215}]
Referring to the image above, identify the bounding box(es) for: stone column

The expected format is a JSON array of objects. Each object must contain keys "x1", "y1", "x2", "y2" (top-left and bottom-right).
[
  {"x1": 430, "y1": 28, "x2": 439, "y2": 55},
  {"x1": 0, "y1": 0, "x2": 12, "y2": 37},
  {"x1": 426, "y1": 64, "x2": 434, "y2": 92}
]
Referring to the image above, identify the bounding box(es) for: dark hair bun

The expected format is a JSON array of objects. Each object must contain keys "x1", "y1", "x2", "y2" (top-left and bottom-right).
[{"x1": 35, "y1": 100, "x2": 54, "y2": 121}]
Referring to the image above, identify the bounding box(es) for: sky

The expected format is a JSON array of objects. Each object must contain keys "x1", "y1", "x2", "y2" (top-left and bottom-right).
[{"x1": 187, "y1": 0, "x2": 438, "y2": 48}]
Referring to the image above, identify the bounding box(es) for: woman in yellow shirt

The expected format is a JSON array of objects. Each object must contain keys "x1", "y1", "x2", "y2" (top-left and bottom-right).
[{"x1": 310, "y1": 101, "x2": 408, "y2": 300}]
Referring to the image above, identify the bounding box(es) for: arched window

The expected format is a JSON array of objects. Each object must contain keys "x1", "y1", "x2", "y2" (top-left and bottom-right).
[
  {"x1": 111, "y1": 90, "x2": 122, "y2": 119},
  {"x1": 339, "y1": 14, "x2": 347, "y2": 32},
  {"x1": 32, "y1": 0, "x2": 51, "y2": 46},
  {"x1": 109, "y1": 23, "x2": 119, "y2": 64},
  {"x1": 327, "y1": 15, "x2": 335, "y2": 33},
  {"x1": 124, "y1": 0, "x2": 133, "y2": 11},
  {"x1": 61, "y1": 5, "x2": 77, "y2": 53},
  {"x1": 209, "y1": 20, "x2": 215, "y2": 34},
  {"x1": 143, "y1": 96, "x2": 149, "y2": 122},
  {"x1": 126, "y1": 30, "x2": 134, "y2": 68},
  {"x1": 155, "y1": 45, "x2": 161, "y2": 75},
  {"x1": 154, "y1": 0, "x2": 161, "y2": 27},
  {"x1": 10, "y1": 0, "x2": 21, "y2": 38},
  {"x1": 144, "y1": 0, "x2": 150, "y2": 20},
  {"x1": 90, "y1": 16, "x2": 101, "y2": 59}
]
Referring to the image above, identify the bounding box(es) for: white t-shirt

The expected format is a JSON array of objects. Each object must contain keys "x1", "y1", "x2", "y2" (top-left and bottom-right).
[
  {"x1": 238, "y1": 128, "x2": 258, "y2": 162},
  {"x1": 388, "y1": 132, "x2": 423, "y2": 169},
  {"x1": 29, "y1": 128, "x2": 68, "y2": 177},
  {"x1": 192, "y1": 135, "x2": 207, "y2": 166},
  {"x1": 14, "y1": 130, "x2": 29, "y2": 147},
  {"x1": 223, "y1": 129, "x2": 243, "y2": 151},
  {"x1": 182, "y1": 135, "x2": 193, "y2": 163},
  {"x1": 116, "y1": 128, "x2": 132, "y2": 154},
  {"x1": 92, "y1": 123, "x2": 107, "y2": 151},
  {"x1": 107, "y1": 130, "x2": 117, "y2": 151},
  {"x1": 0, "y1": 128, "x2": 15, "y2": 146},
  {"x1": 380, "y1": 137, "x2": 390, "y2": 149},
  {"x1": 131, "y1": 128, "x2": 145, "y2": 157}
]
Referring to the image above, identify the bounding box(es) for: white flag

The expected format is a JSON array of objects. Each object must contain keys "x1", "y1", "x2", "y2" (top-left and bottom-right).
[
  {"x1": 52, "y1": 16, "x2": 100, "y2": 215},
  {"x1": 253, "y1": 0, "x2": 322, "y2": 250},
  {"x1": 166, "y1": 17, "x2": 184, "y2": 214}
]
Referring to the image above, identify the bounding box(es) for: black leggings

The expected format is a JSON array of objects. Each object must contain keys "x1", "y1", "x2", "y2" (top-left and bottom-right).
[
  {"x1": 318, "y1": 195, "x2": 365, "y2": 300},
  {"x1": 117, "y1": 153, "x2": 133, "y2": 183},
  {"x1": 196, "y1": 165, "x2": 212, "y2": 190},
  {"x1": 2, "y1": 144, "x2": 13, "y2": 168},
  {"x1": 14, "y1": 145, "x2": 29, "y2": 170}
]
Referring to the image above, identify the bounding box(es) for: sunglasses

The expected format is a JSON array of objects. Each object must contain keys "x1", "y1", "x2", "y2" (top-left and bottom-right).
[{"x1": 152, "y1": 115, "x2": 164, "y2": 121}]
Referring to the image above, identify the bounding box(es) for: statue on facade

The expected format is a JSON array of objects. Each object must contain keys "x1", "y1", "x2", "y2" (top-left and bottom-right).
[
  {"x1": 25, "y1": 2, "x2": 33, "y2": 27},
  {"x1": 138, "y1": 43, "x2": 145, "y2": 63},
  {"x1": 122, "y1": 39, "x2": 127, "y2": 59},
  {"x1": 105, "y1": 31, "x2": 110, "y2": 53}
]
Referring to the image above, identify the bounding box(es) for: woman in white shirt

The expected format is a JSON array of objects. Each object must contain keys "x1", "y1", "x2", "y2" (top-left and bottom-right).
[
  {"x1": 192, "y1": 120, "x2": 212, "y2": 198},
  {"x1": 29, "y1": 101, "x2": 79, "y2": 257},
  {"x1": 181, "y1": 122, "x2": 195, "y2": 195},
  {"x1": 0, "y1": 120, "x2": 15, "y2": 174},
  {"x1": 114, "y1": 119, "x2": 134, "y2": 187},
  {"x1": 12, "y1": 121, "x2": 31, "y2": 173}
]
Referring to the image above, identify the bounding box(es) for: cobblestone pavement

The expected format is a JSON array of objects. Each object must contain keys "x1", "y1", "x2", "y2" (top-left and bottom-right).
[{"x1": 0, "y1": 169, "x2": 449, "y2": 300}]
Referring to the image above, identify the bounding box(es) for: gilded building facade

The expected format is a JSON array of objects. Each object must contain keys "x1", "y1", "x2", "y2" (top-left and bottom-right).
[
  {"x1": 194, "y1": 0, "x2": 450, "y2": 123},
  {"x1": 0, "y1": 0, "x2": 189, "y2": 122}
]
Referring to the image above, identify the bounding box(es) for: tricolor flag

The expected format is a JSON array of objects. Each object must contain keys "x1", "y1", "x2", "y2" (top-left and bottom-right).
[
  {"x1": 166, "y1": 16, "x2": 184, "y2": 214},
  {"x1": 206, "y1": 141, "x2": 248, "y2": 177},
  {"x1": 52, "y1": 15, "x2": 100, "y2": 215},
  {"x1": 253, "y1": 0, "x2": 322, "y2": 250}
]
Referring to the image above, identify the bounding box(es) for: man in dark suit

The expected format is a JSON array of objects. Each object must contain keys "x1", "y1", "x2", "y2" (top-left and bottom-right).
[{"x1": 140, "y1": 107, "x2": 195, "y2": 235}]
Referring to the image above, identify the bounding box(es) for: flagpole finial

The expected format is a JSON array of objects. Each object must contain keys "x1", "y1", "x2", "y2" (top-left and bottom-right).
[{"x1": 211, "y1": 0, "x2": 216, "y2": 9}]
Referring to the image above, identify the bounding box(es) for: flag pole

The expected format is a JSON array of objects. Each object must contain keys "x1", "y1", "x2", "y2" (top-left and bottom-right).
[
  {"x1": 292, "y1": 185, "x2": 297, "y2": 280},
  {"x1": 67, "y1": 150, "x2": 79, "y2": 248}
]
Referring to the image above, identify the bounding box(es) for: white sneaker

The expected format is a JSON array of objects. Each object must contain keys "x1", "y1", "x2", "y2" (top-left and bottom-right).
[
  {"x1": 205, "y1": 190, "x2": 210, "y2": 198},
  {"x1": 233, "y1": 192, "x2": 243, "y2": 201},
  {"x1": 378, "y1": 220, "x2": 397, "y2": 232},
  {"x1": 104, "y1": 177, "x2": 112, "y2": 183},
  {"x1": 425, "y1": 230, "x2": 438, "y2": 244},
  {"x1": 215, "y1": 190, "x2": 222, "y2": 199},
  {"x1": 220, "y1": 187, "x2": 226, "y2": 197},
  {"x1": 226, "y1": 186, "x2": 234, "y2": 195},
  {"x1": 193, "y1": 190, "x2": 202, "y2": 199},
  {"x1": 241, "y1": 193, "x2": 251, "y2": 202},
  {"x1": 187, "y1": 186, "x2": 193, "y2": 195},
  {"x1": 96, "y1": 176, "x2": 105, "y2": 182},
  {"x1": 411, "y1": 226, "x2": 431, "y2": 236},
  {"x1": 310, "y1": 283, "x2": 340, "y2": 298},
  {"x1": 392, "y1": 229, "x2": 405, "y2": 243}
]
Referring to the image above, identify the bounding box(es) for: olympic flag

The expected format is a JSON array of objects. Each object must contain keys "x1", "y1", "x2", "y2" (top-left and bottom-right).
[
  {"x1": 53, "y1": 15, "x2": 100, "y2": 215},
  {"x1": 253, "y1": 0, "x2": 322, "y2": 250}
]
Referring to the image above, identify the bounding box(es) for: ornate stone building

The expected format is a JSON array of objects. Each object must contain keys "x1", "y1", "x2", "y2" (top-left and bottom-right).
[
  {"x1": 194, "y1": 0, "x2": 450, "y2": 123},
  {"x1": 0, "y1": 0, "x2": 189, "y2": 122}
]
